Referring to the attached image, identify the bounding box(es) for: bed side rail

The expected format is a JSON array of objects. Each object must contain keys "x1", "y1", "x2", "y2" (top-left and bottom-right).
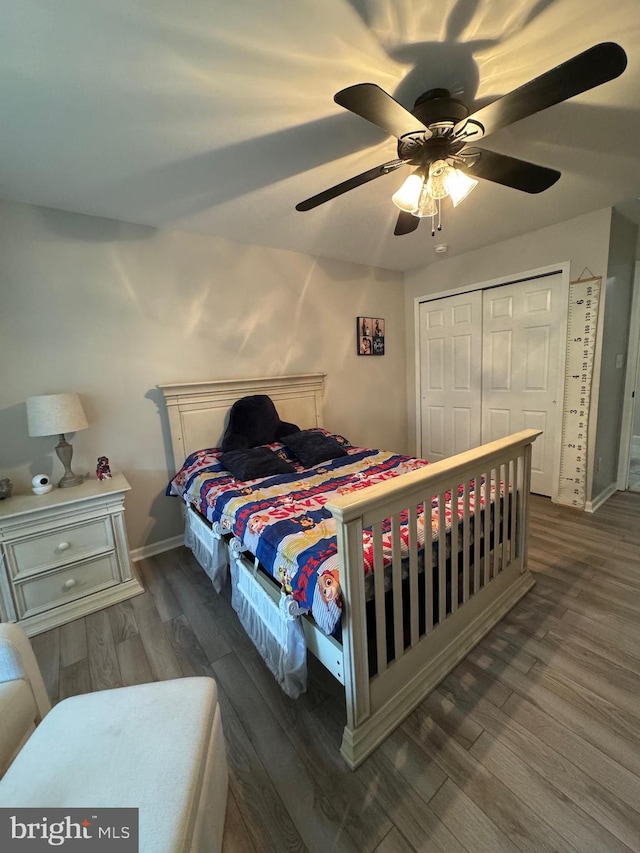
[{"x1": 326, "y1": 428, "x2": 541, "y2": 768}]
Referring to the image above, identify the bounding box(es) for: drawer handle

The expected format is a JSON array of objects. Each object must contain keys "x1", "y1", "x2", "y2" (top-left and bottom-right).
[
  {"x1": 63, "y1": 578, "x2": 77, "y2": 590},
  {"x1": 56, "y1": 542, "x2": 71, "y2": 552}
]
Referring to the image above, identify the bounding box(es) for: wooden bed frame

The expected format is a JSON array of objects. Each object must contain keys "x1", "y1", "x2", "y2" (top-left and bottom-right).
[{"x1": 160, "y1": 373, "x2": 540, "y2": 769}]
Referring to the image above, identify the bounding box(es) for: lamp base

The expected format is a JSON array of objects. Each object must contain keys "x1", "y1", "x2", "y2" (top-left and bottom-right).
[
  {"x1": 58, "y1": 471, "x2": 84, "y2": 488},
  {"x1": 55, "y1": 434, "x2": 83, "y2": 488}
]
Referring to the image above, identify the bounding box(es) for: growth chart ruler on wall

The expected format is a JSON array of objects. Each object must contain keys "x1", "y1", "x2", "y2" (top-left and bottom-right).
[{"x1": 557, "y1": 274, "x2": 601, "y2": 508}]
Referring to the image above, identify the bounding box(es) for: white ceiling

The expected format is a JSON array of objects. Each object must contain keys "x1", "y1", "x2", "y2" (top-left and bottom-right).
[{"x1": 2, "y1": 0, "x2": 640, "y2": 272}]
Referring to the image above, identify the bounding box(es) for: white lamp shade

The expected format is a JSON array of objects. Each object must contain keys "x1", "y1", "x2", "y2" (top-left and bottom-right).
[
  {"x1": 445, "y1": 168, "x2": 478, "y2": 207},
  {"x1": 391, "y1": 173, "x2": 424, "y2": 213},
  {"x1": 415, "y1": 184, "x2": 438, "y2": 218},
  {"x1": 426, "y1": 159, "x2": 449, "y2": 199},
  {"x1": 27, "y1": 393, "x2": 88, "y2": 437}
]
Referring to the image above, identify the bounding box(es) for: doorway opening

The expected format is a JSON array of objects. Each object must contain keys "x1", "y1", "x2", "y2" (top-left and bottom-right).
[{"x1": 620, "y1": 259, "x2": 640, "y2": 492}]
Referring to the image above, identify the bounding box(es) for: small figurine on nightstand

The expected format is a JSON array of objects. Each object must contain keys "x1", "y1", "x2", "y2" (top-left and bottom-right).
[
  {"x1": 96, "y1": 456, "x2": 112, "y2": 481},
  {"x1": 0, "y1": 478, "x2": 12, "y2": 500}
]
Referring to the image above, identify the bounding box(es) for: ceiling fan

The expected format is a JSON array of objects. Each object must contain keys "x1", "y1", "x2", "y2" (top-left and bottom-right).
[{"x1": 296, "y1": 42, "x2": 627, "y2": 236}]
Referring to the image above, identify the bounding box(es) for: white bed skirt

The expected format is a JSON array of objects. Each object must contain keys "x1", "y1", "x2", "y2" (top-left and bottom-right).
[
  {"x1": 228, "y1": 541, "x2": 307, "y2": 699},
  {"x1": 183, "y1": 504, "x2": 307, "y2": 698},
  {"x1": 184, "y1": 507, "x2": 228, "y2": 592}
]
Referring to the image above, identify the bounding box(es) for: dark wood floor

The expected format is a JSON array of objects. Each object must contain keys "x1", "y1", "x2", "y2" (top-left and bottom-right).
[{"x1": 32, "y1": 491, "x2": 640, "y2": 853}]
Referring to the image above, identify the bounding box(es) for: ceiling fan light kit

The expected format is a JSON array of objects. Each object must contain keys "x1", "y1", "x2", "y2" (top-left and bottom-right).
[
  {"x1": 296, "y1": 42, "x2": 627, "y2": 237},
  {"x1": 391, "y1": 160, "x2": 478, "y2": 235}
]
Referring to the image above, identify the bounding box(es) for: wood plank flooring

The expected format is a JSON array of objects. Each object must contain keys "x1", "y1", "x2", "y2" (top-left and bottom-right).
[{"x1": 31, "y1": 491, "x2": 640, "y2": 852}]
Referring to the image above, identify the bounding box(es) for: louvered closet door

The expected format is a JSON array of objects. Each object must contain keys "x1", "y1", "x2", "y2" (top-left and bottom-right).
[
  {"x1": 482, "y1": 274, "x2": 564, "y2": 496},
  {"x1": 419, "y1": 292, "x2": 482, "y2": 461}
]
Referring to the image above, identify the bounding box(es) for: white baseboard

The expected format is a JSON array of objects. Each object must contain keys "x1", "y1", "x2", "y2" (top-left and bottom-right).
[
  {"x1": 585, "y1": 482, "x2": 618, "y2": 513},
  {"x1": 130, "y1": 534, "x2": 184, "y2": 562}
]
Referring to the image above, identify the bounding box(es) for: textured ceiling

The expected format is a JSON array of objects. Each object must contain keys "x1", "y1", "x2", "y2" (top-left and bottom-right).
[{"x1": 2, "y1": 0, "x2": 640, "y2": 271}]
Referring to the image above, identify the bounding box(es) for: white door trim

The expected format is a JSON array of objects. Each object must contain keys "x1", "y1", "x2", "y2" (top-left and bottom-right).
[
  {"x1": 617, "y1": 260, "x2": 640, "y2": 489},
  {"x1": 413, "y1": 262, "x2": 570, "y2": 305},
  {"x1": 414, "y1": 262, "x2": 570, "y2": 501}
]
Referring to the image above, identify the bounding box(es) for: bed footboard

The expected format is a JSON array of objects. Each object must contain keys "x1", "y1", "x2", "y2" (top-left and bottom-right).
[{"x1": 327, "y1": 428, "x2": 541, "y2": 769}]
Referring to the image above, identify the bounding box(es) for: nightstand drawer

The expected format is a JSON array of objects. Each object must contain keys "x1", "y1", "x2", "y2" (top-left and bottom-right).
[
  {"x1": 15, "y1": 554, "x2": 120, "y2": 618},
  {"x1": 11, "y1": 518, "x2": 113, "y2": 576}
]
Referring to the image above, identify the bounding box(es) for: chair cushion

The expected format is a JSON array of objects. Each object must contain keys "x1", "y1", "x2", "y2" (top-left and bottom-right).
[
  {"x1": 0, "y1": 681, "x2": 38, "y2": 778},
  {"x1": 0, "y1": 677, "x2": 226, "y2": 853}
]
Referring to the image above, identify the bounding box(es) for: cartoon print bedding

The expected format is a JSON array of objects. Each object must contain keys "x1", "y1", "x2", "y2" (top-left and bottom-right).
[{"x1": 167, "y1": 430, "x2": 497, "y2": 636}]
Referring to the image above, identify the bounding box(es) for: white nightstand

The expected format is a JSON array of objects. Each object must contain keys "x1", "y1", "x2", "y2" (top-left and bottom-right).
[{"x1": 0, "y1": 473, "x2": 144, "y2": 636}]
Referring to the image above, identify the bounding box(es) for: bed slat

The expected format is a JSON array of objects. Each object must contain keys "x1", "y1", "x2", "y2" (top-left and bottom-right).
[
  {"x1": 495, "y1": 464, "x2": 504, "y2": 577},
  {"x1": 509, "y1": 457, "x2": 517, "y2": 564},
  {"x1": 473, "y1": 472, "x2": 481, "y2": 596},
  {"x1": 483, "y1": 471, "x2": 492, "y2": 586},
  {"x1": 372, "y1": 521, "x2": 386, "y2": 676},
  {"x1": 450, "y1": 483, "x2": 459, "y2": 614},
  {"x1": 391, "y1": 512, "x2": 404, "y2": 662},
  {"x1": 462, "y1": 479, "x2": 470, "y2": 604},
  {"x1": 424, "y1": 492, "x2": 434, "y2": 633},
  {"x1": 437, "y1": 491, "x2": 447, "y2": 625},
  {"x1": 408, "y1": 505, "x2": 419, "y2": 648}
]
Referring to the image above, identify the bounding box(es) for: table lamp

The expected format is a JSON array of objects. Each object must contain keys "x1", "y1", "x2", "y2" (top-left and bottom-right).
[{"x1": 26, "y1": 393, "x2": 88, "y2": 488}]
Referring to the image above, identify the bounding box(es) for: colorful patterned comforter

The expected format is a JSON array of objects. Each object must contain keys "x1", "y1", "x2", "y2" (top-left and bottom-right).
[{"x1": 167, "y1": 432, "x2": 494, "y2": 636}]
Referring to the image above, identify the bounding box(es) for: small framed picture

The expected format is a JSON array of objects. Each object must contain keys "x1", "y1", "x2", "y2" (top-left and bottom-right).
[{"x1": 357, "y1": 317, "x2": 385, "y2": 356}]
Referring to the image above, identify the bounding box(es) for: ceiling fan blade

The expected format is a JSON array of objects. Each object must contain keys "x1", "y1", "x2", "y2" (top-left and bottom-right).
[
  {"x1": 335, "y1": 83, "x2": 432, "y2": 140},
  {"x1": 461, "y1": 148, "x2": 560, "y2": 193},
  {"x1": 394, "y1": 211, "x2": 420, "y2": 236},
  {"x1": 456, "y1": 42, "x2": 627, "y2": 138},
  {"x1": 296, "y1": 159, "x2": 405, "y2": 211}
]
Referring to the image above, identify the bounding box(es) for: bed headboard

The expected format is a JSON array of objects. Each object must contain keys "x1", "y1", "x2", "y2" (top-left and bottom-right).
[{"x1": 158, "y1": 374, "x2": 326, "y2": 468}]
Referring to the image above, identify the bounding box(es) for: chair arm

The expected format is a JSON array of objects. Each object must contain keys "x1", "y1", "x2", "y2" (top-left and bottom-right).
[{"x1": 0, "y1": 624, "x2": 51, "y2": 721}]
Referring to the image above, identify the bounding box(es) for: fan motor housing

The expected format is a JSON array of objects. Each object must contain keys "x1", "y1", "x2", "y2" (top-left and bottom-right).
[
  {"x1": 397, "y1": 89, "x2": 473, "y2": 164},
  {"x1": 412, "y1": 88, "x2": 469, "y2": 126}
]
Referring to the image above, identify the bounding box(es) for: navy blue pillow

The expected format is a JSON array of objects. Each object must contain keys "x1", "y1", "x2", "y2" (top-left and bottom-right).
[
  {"x1": 221, "y1": 394, "x2": 300, "y2": 451},
  {"x1": 220, "y1": 447, "x2": 295, "y2": 481},
  {"x1": 281, "y1": 430, "x2": 347, "y2": 468}
]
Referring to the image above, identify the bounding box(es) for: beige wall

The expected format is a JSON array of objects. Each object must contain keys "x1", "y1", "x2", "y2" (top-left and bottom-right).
[
  {"x1": 0, "y1": 200, "x2": 406, "y2": 551},
  {"x1": 591, "y1": 208, "x2": 637, "y2": 497}
]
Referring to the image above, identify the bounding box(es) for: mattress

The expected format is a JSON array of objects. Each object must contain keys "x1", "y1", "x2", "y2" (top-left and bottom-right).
[{"x1": 167, "y1": 430, "x2": 497, "y2": 637}]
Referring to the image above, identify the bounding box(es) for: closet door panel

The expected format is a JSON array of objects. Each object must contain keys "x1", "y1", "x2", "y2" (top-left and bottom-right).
[
  {"x1": 419, "y1": 292, "x2": 482, "y2": 461},
  {"x1": 485, "y1": 407, "x2": 512, "y2": 441},
  {"x1": 425, "y1": 406, "x2": 446, "y2": 457},
  {"x1": 452, "y1": 407, "x2": 473, "y2": 454},
  {"x1": 522, "y1": 409, "x2": 548, "y2": 477},
  {"x1": 427, "y1": 338, "x2": 445, "y2": 388},
  {"x1": 524, "y1": 325, "x2": 550, "y2": 390},
  {"x1": 487, "y1": 329, "x2": 513, "y2": 390},
  {"x1": 482, "y1": 274, "x2": 564, "y2": 496}
]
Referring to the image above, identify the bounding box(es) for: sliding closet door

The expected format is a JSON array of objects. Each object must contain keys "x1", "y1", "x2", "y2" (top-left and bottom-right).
[
  {"x1": 419, "y1": 291, "x2": 482, "y2": 461},
  {"x1": 482, "y1": 273, "x2": 565, "y2": 496}
]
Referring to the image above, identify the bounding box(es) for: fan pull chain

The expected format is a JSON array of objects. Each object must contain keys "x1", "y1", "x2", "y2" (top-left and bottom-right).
[{"x1": 429, "y1": 199, "x2": 444, "y2": 237}]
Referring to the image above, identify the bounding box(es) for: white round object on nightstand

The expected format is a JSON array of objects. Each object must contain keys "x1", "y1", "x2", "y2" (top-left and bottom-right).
[{"x1": 32, "y1": 474, "x2": 53, "y2": 495}]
